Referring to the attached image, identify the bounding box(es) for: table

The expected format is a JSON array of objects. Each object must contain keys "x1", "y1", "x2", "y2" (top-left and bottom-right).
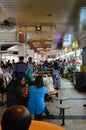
[
  {"x1": 48, "y1": 89, "x2": 59, "y2": 102},
  {"x1": 0, "y1": 120, "x2": 65, "y2": 130},
  {"x1": 48, "y1": 89, "x2": 58, "y2": 95},
  {"x1": 30, "y1": 120, "x2": 65, "y2": 130}
]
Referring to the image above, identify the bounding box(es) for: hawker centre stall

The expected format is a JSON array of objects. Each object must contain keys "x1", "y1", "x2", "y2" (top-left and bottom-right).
[{"x1": 73, "y1": 33, "x2": 86, "y2": 92}]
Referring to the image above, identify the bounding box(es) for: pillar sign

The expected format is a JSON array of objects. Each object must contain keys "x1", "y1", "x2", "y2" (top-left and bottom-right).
[{"x1": 19, "y1": 33, "x2": 25, "y2": 43}]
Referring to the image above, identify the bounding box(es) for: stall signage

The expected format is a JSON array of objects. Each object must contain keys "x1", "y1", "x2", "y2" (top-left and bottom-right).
[{"x1": 78, "y1": 33, "x2": 86, "y2": 48}]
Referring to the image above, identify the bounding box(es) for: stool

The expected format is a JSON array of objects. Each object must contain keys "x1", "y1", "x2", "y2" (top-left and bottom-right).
[
  {"x1": 55, "y1": 97, "x2": 69, "y2": 115},
  {"x1": 56, "y1": 104, "x2": 71, "y2": 126}
]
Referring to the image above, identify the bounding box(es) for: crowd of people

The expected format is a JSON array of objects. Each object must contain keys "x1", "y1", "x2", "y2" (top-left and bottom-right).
[{"x1": 0, "y1": 56, "x2": 77, "y2": 120}]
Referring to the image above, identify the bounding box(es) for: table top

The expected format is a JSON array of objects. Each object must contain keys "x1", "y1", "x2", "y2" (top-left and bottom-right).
[
  {"x1": 48, "y1": 89, "x2": 58, "y2": 95},
  {"x1": 0, "y1": 120, "x2": 65, "y2": 130},
  {"x1": 56, "y1": 104, "x2": 71, "y2": 109},
  {"x1": 55, "y1": 97, "x2": 69, "y2": 101},
  {"x1": 30, "y1": 120, "x2": 65, "y2": 130}
]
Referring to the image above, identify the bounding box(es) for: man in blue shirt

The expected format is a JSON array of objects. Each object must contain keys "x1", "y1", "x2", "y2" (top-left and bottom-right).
[{"x1": 13, "y1": 56, "x2": 27, "y2": 78}]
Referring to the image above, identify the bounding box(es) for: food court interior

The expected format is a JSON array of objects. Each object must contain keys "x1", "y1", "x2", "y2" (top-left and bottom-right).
[{"x1": 0, "y1": 0, "x2": 86, "y2": 130}]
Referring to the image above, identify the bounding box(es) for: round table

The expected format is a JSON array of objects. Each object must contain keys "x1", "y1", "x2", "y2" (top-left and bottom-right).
[
  {"x1": 30, "y1": 120, "x2": 65, "y2": 130},
  {"x1": 0, "y1": 120, "x2": 65, "y2": 130}
]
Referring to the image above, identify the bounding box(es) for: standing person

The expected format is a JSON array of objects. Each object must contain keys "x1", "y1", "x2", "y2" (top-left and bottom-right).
[
  {"x1": 12, "y1": 59, "x2": 15, "y2": 67},
  {"x1": 25, "y1": 68, "x2": 35, "y2": 86},
  {"x1": 2, "y1": 65, "x2": 12, "y2": 85},
  {"x1": 0, "y1": 66, "x2": 6, "y2": 106},
  {"x1": 13, "y1": 56, "x2": 27, "y2": 78},
  {"x1": 71, "y1": 59, "x2": 76, "y2": 81},
  {"x1": 1, "y1": 61, "x2": 5, "y2": 66},
  {"x1": 27, "y1": 57, "x2": 36, "y2": 79},
  {"x1": 71, "y1": 59, "x2": 76, "y2": 73},
  {"x1": 27, "y1": 57, "x2": 34, "y2": 71},
  {"x1": 1, "y1": 105, "x2": 32, "y2": 130},
  {"x1": 27, "y1": 76, "x2": 50, "y2": 120},
  {"x1": 0, "y1": 67, "x2": 6, "y2": 87},
  {"x1": 8, "y1": 63, "x2": 14, "y2": 77},
  {"x1": 1, "y1": 65, "x2": 12, "y2": 105},
  {"x1": 52, "y1": 69, "x2": 61, "y2": 90},
  {"x1": 53, "y1": 60, "x2": 59, "y2": 71}
]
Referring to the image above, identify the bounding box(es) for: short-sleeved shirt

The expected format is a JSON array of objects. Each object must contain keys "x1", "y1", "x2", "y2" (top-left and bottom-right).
[
  {"x1": 27, "y1": 85, "x2": 48, "y2": 114},
  {"x1": 13, "y1": 61, "x2": 27, "y2": 77}
]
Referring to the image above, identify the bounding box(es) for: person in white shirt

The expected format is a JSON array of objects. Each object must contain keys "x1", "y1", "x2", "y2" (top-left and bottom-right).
[
  {"x1": 0, "y1": 67, "x2": 6, "y2": 106},
  {"x1": 2, "y1": 65, "x2": 12, "y2": 85},
  {"x1": 0, "y1": 67, "x2": 3, "y2": 75}
]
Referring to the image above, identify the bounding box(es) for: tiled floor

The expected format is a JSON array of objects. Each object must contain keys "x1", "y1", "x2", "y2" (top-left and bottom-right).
[
  {"x1": 43, "y1": 78, "x2": 86, "y2": 130},
  {"x1": 0, "y1": 78, "x2": 86, "y2": 130}
]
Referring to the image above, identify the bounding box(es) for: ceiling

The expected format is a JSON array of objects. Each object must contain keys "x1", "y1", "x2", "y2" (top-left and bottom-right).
[{"x1": 0, "y1": 0, "x2": 86, "y2": 53}]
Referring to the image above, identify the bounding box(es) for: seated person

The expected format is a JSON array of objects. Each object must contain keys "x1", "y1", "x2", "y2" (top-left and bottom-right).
[
  {"x1": 27, "y1": 76, "x2": 50, "y2": 120},
  {"x1": 7, "y1": 76, "x2": 28, "y2": 107},
  {"x1": 41, "y1": 64, "x2": 49, "y2": 71},
  {"x1": 1, "y1": 105, "x2": 31, "y2": 130}
]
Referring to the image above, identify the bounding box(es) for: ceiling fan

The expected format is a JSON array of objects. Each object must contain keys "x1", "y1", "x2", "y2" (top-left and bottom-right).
[{"x1": 0, "y1": 17, "x2": 16, "y2": 31}]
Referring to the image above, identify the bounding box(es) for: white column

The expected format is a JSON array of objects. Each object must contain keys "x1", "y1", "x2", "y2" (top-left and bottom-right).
[{"x1": 18, "y1": 43, "x2": 26, "y2": 57}]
